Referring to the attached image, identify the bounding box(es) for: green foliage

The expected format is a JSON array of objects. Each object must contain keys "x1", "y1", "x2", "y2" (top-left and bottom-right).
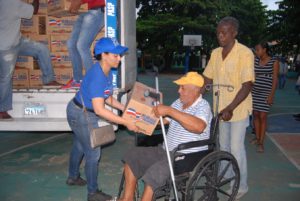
[
  {"x1": 136, "y1": 0, "x2": 267, "y2": 69},
  {"x1": 267, "y1": 0, "x2": 300, "y2": 58}
]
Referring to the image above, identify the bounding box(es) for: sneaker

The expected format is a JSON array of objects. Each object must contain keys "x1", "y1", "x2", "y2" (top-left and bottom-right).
[
  {"x1": 66, "y1": 176, "x2": 87, "y2": 186},
  {"x1": 61, "y1": 79, "x2": 81, "y2": 89},
  {"x1": 43, "y1": 80, "x2": 62, "y2": 89},
  {"x1": 88, "y1": 190, "x2": 112, "y2": 201},
  {"x1": 0, "y1": 112, "x2": 13, "y2": 121}
]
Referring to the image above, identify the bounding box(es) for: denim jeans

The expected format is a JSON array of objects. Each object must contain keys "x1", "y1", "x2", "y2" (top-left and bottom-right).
[
  {"x1": 67, "y1": 8, "x2": 104, "y2": 82},
  {"x1": 219, "y1": 117, "x2": 249, "y2": 193},
  {"x1": 0, "y1": 37, "x2": 55, "y2": 112},
  {"x1": 66, "y1": 100, "x2": 102, "y2": 194}
]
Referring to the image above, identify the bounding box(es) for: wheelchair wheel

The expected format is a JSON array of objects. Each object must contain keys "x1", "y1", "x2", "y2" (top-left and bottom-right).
[{"x1": 185, "y1": 151, "x2": 240, "y2": 201}]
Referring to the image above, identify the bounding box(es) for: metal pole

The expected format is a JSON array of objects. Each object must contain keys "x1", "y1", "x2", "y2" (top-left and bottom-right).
[{"x1": 154, "y1": 73, "x2": 179, "y2": 201}]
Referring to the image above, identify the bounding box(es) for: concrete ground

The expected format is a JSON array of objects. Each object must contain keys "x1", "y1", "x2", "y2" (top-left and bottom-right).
[{"x1": 0, "y1": 72, "x2": 299, "y2": 201}]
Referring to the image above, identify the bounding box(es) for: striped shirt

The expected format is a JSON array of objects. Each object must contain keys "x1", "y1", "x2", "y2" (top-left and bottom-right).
[{"x1": 163, "y1": 96, "x2": 212, "y2": 153}]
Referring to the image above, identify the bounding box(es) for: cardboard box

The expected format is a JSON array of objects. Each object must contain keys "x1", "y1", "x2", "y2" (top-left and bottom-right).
[
  {"x1": 16, "y1": 56, "x2": 34, "y2": 69},
  {"x1": 27, "y1": 0, "x2": 48, "y2": 15},
  {"x1": 29, "y1": 69, "x2": 43, "y2": 88},
  {"x1": 13, "y1": 68, "x2": 30, "y2": 89},
  {"x1": 54, "y1": 67, "x2": 73, "y2": 84},
  {"x1": 48, "y1": 16, "x2": 77, "y2": 34},
  {"x1": 122, "y1": 82, "x2": 162, "y2": 136},
  {"x1": 50, "y1": 52, "x2": 72, "y2": 67},
  {"x1": 21, "y1": 15, "x2": 48, "y2": 35},
  {"x1": 50, "y1": 34, "x2": 69, "y2": 52},
  {"x1": 47, "y1": 0, "x2": 88, "y2": 17}
]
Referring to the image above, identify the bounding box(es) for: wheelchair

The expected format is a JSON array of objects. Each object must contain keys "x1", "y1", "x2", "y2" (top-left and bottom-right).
[{"x1": 118, "y1": 115, "x2": 240, "y2": 201}]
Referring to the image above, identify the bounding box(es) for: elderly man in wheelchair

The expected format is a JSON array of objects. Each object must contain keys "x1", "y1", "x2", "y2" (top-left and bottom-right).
[{"x1": 118, "y1": 72, "x2": 240, "y2": 201}]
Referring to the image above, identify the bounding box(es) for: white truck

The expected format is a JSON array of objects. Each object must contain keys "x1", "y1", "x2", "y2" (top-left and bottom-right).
[{"x1": 0, "y1": 0, "x2": 137, "y2": 131}]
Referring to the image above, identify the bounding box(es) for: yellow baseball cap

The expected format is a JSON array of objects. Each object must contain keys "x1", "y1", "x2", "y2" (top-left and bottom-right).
[{"x1": 173, "y1": 72, "x2": 204, "y2": 87}]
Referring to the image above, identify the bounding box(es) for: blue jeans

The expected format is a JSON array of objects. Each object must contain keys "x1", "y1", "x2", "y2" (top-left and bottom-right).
[
  {"x1": 219, "y1": 117, "x2": 249, "y2": 193},
  {"x1": 67, "y1": 8, "x2": 104, "y2": 82},
  {"x1": 0, "y1": 37, "x2": 55, "y2": 112},
  {"x1": 66, "y1": 100, "x2": 102, "y2": 194}
]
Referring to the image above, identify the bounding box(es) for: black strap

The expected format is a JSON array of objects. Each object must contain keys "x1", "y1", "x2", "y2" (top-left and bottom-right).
[{"x1": 73, "y1": 98, "x2": 95, "y2": 113}]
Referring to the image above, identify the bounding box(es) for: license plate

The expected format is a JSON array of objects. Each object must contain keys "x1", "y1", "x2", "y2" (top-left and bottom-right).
[{"x1": 23, "y1": 102, "x2": 47, "y2": 117}]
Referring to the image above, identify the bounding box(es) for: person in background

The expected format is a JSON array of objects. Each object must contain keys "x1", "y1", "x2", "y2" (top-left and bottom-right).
[
  {"x1": 0, "y1": 0, "x2": 61, "y2": 121},
  {"x1": 119, "y1": 72, "x2": 212, "y2": 201},
  {"x1": 62, "y1": 0, "x2": 105, "y2": 89},
  {"x1": 66, "y1": 37, "x2": 139, "y2": 201},
  {"x1": 251, "y1": 41, "x2": 279, "y2": 153},
  {"x1": 202, "y1": 16, "x2": 254, "y2": 200},
  {"x1": 278, "y1": 57, "x2": 288, "y2": 89}
]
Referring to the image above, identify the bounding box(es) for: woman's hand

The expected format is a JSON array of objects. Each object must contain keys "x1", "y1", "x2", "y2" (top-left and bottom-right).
[
  {"x1": 125, "y1": 121, "x2": 140, "y2": 133},
  {"x1": 266, "y1": 95, "x2": 274, "y2": 105}
]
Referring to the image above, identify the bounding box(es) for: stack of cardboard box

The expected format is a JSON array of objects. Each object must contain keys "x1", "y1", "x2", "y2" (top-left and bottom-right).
[{"x1": 13, "y1": 0, "x2": 104, "y2": 88}]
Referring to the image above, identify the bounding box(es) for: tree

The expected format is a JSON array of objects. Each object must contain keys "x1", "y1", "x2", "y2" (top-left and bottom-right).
[
  {"x1": 136, "y1": 0, "x2": 267, "y2": 71},
  {"x1": 267, "y1": 0, "x2": 300, "y2": 61}
]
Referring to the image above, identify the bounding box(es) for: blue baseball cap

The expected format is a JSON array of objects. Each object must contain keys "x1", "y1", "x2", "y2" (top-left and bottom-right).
[{"x1": 94, "y1": 37, "x2": 128, "y2": 55}]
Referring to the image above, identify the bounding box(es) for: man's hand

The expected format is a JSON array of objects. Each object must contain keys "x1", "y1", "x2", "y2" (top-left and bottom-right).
[
  {"x1": 69, "y1": 0, "x2": 82, "y2": 14},
  {"x1": 219, "y1": 106, "x2": 233, "y2": 121},
  {"x1": 153, "y1": 104, "x2": 170, "y2": 118},
  {"x1": 32, "y1": 0, "x2": 39, "y2": 15}
]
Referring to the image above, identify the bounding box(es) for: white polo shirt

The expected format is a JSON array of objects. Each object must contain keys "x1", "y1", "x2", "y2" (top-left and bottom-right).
[{"x1": 164, "y1": 95, "x2": 212, "y2": 153}]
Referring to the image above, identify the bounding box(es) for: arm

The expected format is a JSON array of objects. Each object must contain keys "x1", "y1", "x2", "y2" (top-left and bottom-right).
[
  {"x1": 105, "y1": 96, "x2": 125, "y2": 112},
  {"x1": 201, "y1": 75, "x2": 213, "y2": 94},
  {"x1": 92, "y1": 98, "x2": 139, "y2": 132},
  {"x1": 153, "y1": 104, "x2": 207, "y2": 133},
  {"x1": 267, "y1": 60, "x2": 279, "y2": 105},
  {"x1": 69, "y1": 0, "x2": 83, "y2": 14},
  {"x1": 32, "y1": 0, "x2": 39, "y2": 15},
  {"x1": 220, "y1": 81, "x2": 253, "y2": 121}
]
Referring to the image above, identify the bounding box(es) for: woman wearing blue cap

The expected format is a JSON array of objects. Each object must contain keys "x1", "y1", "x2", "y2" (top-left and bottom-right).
[{"x1": 65, "y1": 37, "x2": 140, "y2": 201}]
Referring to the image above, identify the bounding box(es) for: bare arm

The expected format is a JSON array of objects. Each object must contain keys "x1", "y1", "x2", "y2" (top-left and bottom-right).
[
  {"x1": 267, "y1": 60, "x2": 279, "y2": 105},
  {"x1": 105, "y1": 96, "x2": 125, "y2": 112},
  {"x1": 69, "y1": 0, "x2": 82, "y2": 14},
  {"x1": 153, "y1": 104, "x2": 207, "y2": 133},
  {"x1": 200, "y1": 75, "x2": 213, "y2": 94},
  {"x1": 220, "y1": 81, "x2": 253, "y2": 121},
  {"x1": 32, "y1": 0, "x2": 39, "y2": 14}
]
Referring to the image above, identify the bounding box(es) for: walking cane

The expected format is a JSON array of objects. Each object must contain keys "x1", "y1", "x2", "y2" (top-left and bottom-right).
[{"x1": 149, "y1": 70, "x2": 179, "y2": 201}]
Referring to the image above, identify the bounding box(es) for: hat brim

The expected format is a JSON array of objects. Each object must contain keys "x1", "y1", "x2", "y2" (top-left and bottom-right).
[
  {"x1": 173, "y1": 78, "x2": 203, "y2": 87},
  {"x1": 109, "y1": 46, "x2": 129, "y2": 55}
]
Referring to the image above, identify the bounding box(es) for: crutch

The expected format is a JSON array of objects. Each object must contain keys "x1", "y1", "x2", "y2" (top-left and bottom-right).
[{"x1": 149, "y1": 70, "x2": 179, "y2": 201}]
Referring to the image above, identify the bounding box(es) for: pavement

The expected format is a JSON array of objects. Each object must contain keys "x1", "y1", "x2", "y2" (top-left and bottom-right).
[{"x1": 0, "y1": 72, "x2": 299, "y2": 201}]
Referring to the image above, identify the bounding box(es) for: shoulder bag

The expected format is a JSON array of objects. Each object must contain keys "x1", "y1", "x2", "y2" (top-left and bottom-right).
[{"x1": 79, "y1": 92, "x2": 116, "y2": 148}]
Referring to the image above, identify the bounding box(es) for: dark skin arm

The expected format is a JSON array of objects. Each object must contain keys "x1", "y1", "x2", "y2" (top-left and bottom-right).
[
  {"x1": 32, "y1": 0, "x2": 39, "y2": 15},
  {"x1": 200, "y1": 76, "x2": 213, "y2": 94},
  {"x1": 220, "y1": 81, "x2": 253, "y2": 121}
]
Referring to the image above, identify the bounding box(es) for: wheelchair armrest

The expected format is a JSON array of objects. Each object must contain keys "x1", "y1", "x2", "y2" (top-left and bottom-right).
[{"x1": 176, "y1": 139, "x2": 214, "y2": 151}]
